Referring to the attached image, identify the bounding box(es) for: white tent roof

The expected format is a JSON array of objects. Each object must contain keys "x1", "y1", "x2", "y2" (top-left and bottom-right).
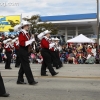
[{"x1": 67, "y1": 34, "x2": 95, "y2": 43}]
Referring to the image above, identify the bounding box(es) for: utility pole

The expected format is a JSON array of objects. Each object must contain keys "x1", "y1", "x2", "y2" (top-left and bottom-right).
[{"x1": 97, "y1": 0, "x2": 99, "y2": 50}]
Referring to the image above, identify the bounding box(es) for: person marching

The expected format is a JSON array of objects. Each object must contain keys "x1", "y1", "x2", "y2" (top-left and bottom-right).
[
  {"x1": 0, "y1": 41, "x2": 3, "y2": 63},
  {"x1": 0, "y1": 40, "x2": 10, "y2": 97},
  {"x1": 54, "y1": 37, "x2": 63, "y2": 68},
  {"x1": 38, "y1": 30, "x2": 59, "y2": 76},
  {"x1": 14, "y1": 37, "x2": 20, "y2": 68},
  {"x1": 49, "y1": 37, "x2": 60, "y2": 69},
  {"x1": 0, "y1": 72, "x2": 10, "y2": 97},
  {"x1": 4, "y1": 38, "x2": 13, "y2": 69},
  {"x1": 16, "y1": 21, "x2": 38, "y2": 85}
]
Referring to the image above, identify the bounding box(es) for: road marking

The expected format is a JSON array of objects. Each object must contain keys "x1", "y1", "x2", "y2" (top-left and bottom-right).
[{"x1": 2, "y1": 76, "x2": 100, "y2": 79}]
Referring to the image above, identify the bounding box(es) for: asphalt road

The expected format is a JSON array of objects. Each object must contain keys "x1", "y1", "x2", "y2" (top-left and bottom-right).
[{"x1": 0, "y1": 64, "x2": 100, "y2": 100}]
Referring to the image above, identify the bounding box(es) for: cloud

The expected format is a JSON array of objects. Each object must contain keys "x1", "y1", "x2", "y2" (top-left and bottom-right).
[{"x1": 0, "y1": 0, "x2": 99, "y2": 18}]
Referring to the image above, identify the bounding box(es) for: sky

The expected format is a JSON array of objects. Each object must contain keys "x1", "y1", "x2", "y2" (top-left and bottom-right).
[{"x1": 0, "y1": 0, "x2": 99, "y2": 18}]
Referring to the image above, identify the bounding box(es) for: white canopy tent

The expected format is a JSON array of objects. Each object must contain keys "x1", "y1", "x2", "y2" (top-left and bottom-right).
[{"x1": 67, "y1": 34, "x2": 95, "y2": 43}]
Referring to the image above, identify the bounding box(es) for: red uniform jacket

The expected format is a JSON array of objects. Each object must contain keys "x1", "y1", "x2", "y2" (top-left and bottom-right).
[
  {"x1": 41, "y1": 38, "x2": 49, "y2": 49},
  {"x1": 19, "y1": 31, "x2": 30, "y2": 47},
  {"x1": 14, "y1": 42, "x2": 19, "y2": 50},
  {"x1": 4, "y1": 44, "x2": 13, "y2": 52},
  {"x1": 50, "y1": 47, "x2": 54, "y2": 51},
  {"x1": 41, "y1": 38, "x2": 54, "y2": 51}
]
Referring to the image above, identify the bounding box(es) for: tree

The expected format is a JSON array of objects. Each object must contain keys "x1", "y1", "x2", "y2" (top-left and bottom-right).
[
  {"x1": 23, "y1": 15, "x2": 59, "y2": 35},
  {"x1": 8, "y1": 20, "x2": 20, "y2": 32}
]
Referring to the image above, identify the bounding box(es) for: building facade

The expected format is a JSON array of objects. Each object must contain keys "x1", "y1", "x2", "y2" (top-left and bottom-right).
[{"x1": 39, "y1": 13, "x2": 99, "y2": 42}]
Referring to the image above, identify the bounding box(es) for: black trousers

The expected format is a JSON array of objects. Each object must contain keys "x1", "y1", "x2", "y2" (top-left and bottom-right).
[
  {"x1": 0, "y1": 73, "x2": 6, "y2": 95},
  {"x1": 55, "y1": 51, "x2": 62, "y2": 67},
  {"x1": 50, "y1": 51, "x2": 59, "y2": 68},
  {"x1": 5, "y1": 52, "x2": 12, "y2": 69},
  {"x1": 17, "y1": 47, "x2": 35, "y2": 84},
  {"x1": 15, "y1": 49, "x2": 20, "y2": 67},
  {"x1": 41, "y1": 49, "x2": 56, "y2": 75},
  {"x1": 0, "y1": 53, "x2": 2, "y2": 63}
]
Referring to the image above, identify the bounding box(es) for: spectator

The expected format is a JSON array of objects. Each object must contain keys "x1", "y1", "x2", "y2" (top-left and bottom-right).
[
  {"x1": 85, "y1": 53, "x2": 95, "y2": 64},
  {"x1": 95, "y1": 51, "x2": 100, "y2": 64},
  {"x1": 77, "y1": 51, "x2": 84, "y2": 64},
  {"x1": 87, "y1": 45, "x2": 92, "y2": 54},
  {"x1": 36, "y1": 52, "x2": 43, "y2": 64},
  {"x1": 68, "y1": 51, "x2": 76, "y2": 64},
  {"x1": 30, "y1": 52, "x2": 36, "y2": 63},
  {"x1": 60, "y1": 52, "x2": 67, "y2": 63},
  {"x1": 91, "y1": 45, "x2": 96, "y2": 57}
]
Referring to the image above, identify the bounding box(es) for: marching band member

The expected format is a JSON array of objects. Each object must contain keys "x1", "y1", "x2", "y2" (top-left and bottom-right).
[
  {"x1": 49, "y1": 37, "x2": 60, "y2": 69},
  {"x1": 38, "y1": 30, "x2": 59, "y2": 76},
  {"x1": 54, "y1": 37, "x2": 63, "y2": 68},
  {"x1": 13, "y1": 37, "x2": 20, "y2": 68},
  {"x1": 0, "y1": 40, "x2": 10, "y2": 97},
  {"x1": 4, "y1": 38, "x2": 14, "y2": 69},
  {"x1": 14, "y1": 24, "x2": 21, "y2": 32},
  {"x1": 16, "y1": 21, "x2": 38, "y2": 85},
  {"x1": 0, "y1": 41, "x2": 3, "y2": 63},
  {"x1": 0, "y1": 73, "x2": 10, "y2": 97}
]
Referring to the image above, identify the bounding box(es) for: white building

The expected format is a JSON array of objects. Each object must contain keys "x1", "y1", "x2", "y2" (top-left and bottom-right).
[{"x1": 38, "y1": 13, "x2": 99, "y2": 42}]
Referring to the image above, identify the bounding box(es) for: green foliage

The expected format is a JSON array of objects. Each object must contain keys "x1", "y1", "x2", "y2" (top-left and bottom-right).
[
  {"x1": 23, "y1": 15, "x2": 59, "y2": 35},
  {"x1": 8, "y1": 14, "x2": 59, "y2": 34},
  {"x1": 8, "y1": 20, "x2": 20, "y2": 32}
]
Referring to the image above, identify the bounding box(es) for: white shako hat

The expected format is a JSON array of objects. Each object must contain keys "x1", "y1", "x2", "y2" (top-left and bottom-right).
[
  {"x1": 15, "y1": 37, "x2": 18, "y2": 40},
  {"x1": 37, "y1": 32, "x2": 44, "y2": 40},
  {"x1": 51, "y1": 37, "x2": 55, "y2": 40},
  {"x1": 38, "y1": 30, "x2": 51, "y2": 40},
  {"x1": 20, "y1": 20, "x2": 31, "y2": 27},
  {"x1": 43, "y1": 30, "x2": 51, "y2": 35},
  {"x1": 54, "y1": 37, "x2": 60, "y2": 41},
  {"x1": 6, "y1": 38, "x2": 12, "y2": 42},
  {"x1": 3, "y1": 40, "x2": 8, "y2": 44},
  {"x1": 14, "y1": 24, "x2": 22, "y2": 32},
  {"x1": 12, "y1": 39, "x2": 16, "y2": 43},
  {"x1": 11, "y1": 35, "x2": 15, "y2": 38},
  {"x1": 14, "y1": 21, "x2": 31, "y2": 32},
  {"x1": 49, "y1": 38, "x2": 52, "y2": 41}
]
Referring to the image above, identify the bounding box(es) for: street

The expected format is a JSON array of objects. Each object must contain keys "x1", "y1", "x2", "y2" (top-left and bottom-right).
[{"x1": 0, "y1": 64, "x2": 100, "y2": 100}]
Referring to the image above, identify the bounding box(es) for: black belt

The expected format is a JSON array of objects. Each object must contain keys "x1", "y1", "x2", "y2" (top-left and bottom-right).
[{"x1": 20, "y1": 46, "x2": 28, "y2": 51}]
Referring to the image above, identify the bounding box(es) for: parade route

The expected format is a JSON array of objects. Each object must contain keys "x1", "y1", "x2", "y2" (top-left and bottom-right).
[
  {"x1": 0, "y1": 0, "x2": 100, "y2": 100},
  {"x1": 0, "y1": 64, "x2": 100, "y2": 78},
  {"x1": 0, "y1": 64, "x2": 100, "y2": 100}
]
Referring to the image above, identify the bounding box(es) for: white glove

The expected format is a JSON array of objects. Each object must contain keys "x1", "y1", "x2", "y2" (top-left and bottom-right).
[
  {"x1": 25, "y1": 38, "x2": 35, "y2": 46},
  {"x1": 49, "y1": 43, "x2": 55, "y2": 49},
  {"x1": 16, "y1": 41, "x2": 19, "y2": 46},
  {"x1": 37, "y1": 32, "x2": 44, "y2": 40},
  {"x1": 25, "y1": 40, "x2": 31, "y2": 46},
  {"x1": 10, "y1": 43, "x2": 14, "y2": 48},
  {"x1": 30, "y1": 38, "x2": 35, "y2": 42},
  {"x1": 5, "y1": 43, "x2": 10, "y2": 48},
  {"x1": 2, "y1": 49, "x2": 5, "y2": 53}
]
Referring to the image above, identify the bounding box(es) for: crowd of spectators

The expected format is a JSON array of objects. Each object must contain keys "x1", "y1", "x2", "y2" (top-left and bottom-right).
[
  {"x1": 59, "y1": 43, "x2": 100, "y2": 64},
  {"x1": 0, "y1": 34, "x2": 100, "y2": 64}
]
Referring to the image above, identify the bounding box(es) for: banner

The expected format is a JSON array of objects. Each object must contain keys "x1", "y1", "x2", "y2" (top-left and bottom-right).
[{"x1": 0, "y1": 15, "x2": 21, "y2": 32}]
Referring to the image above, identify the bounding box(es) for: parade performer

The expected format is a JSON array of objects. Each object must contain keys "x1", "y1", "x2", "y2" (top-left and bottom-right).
[
  {"x1": 54, "y1": 37, "x2": 63, "y2": 68},
  {"x1": 16, "y1": 21, "x2": 38, "y2": 85},
  {"x1": 13, "y1": 37, "x2": 20, "y2": 68},
  {"x1": 38, "y1": 30, "x2": 59, "y2": 76},
  {"x1": 49, "y1": 38, "x2": 60, "y2": 69},
  {"x1": 0, "y1": 41, "x2": 3, "y2": 63},
  {"x1": 4, "y1": 38, "x2": 13, "y2": 69},
  {"x1": 0, "y1": 72, "x2": 10, "y2": 97}
]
